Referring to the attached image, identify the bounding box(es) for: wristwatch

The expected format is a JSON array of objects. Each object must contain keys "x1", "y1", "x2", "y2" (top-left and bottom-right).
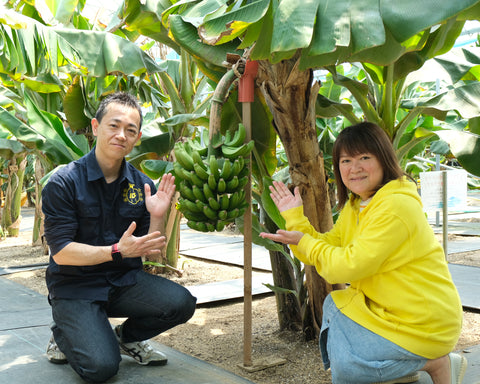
[{"x1": 111, "y1": 243, "x2": 123, "y2": 263}]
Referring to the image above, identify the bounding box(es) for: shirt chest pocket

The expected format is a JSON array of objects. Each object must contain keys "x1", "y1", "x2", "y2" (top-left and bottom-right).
[
  {"x1": 118, "y1": 204, "x2": 146, "y2": 234},
  {"x1": 77, "y1": 204, "x2": 101, "y2": 243}
]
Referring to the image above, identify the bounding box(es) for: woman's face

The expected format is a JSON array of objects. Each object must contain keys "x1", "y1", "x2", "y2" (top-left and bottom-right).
[{"x1": 339, "y1": 151, "x2": 384, "y2": 201}]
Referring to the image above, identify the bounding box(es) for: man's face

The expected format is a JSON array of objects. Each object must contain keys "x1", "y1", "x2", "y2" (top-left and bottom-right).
[{"x1": 92, "y1": 103, "x2": 142, "y2": 160}]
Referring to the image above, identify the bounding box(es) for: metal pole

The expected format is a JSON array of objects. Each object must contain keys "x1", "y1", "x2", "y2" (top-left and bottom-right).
[
  {"x1": 436, "y1": 154, "x2": 440, "y2": 227},
  {"x1": 442, "y1": 170, "x2": 448, "y2": 258}
]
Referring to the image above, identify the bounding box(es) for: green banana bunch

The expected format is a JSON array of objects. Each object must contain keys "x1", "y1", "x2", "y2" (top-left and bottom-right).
[{"x1": 173, "y1": 129, "x2": 252, "y2": 232}]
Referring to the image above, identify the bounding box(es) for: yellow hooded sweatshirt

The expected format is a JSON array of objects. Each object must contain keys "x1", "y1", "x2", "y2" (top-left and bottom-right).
[{"x1": 283, "y1": 177, "x2": 462, "y2": 359}]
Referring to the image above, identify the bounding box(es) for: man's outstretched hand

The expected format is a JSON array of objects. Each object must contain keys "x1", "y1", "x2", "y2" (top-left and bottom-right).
[
  {"x1": 118, "y1": 222, "x2": 166, "y2": 258},
  {"x1": 145, "y1": 173, "x2": 176, "y2": 219}
]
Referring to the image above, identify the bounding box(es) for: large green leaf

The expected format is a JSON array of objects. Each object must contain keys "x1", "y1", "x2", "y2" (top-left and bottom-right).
[
  {"x1": 380, "y1": 0, "x2": 479, "y2": 43},
  {"x1": 0, "y1": 137, "x2": 25, "y2": 159},
  {"x1": 158, "y1": 0, "x2": 478, "y2": 71},
  {"x1": 0, "y1": 107, "x2": 78, "y2": 164},
  {"x1": 315, "y1": 94, "x2": 355, "y2": 119},
  {"x1": 168, "y1": 14, "x2": 243, "y2": 81},
  {"x1": 55, "y1": 29, "x2": 162, "y2": 77},
  {"x1": 402, "y1": 82, "x2": 480, "y2": 119},
  {"x1": 122, "y1": 0, "x2": 180, "y2": 52},
  {"x1": 435, "y1": 129, "x2": 480, "y2": 176},
  {"x1": 271, "y1": 0, "x2": 320, "y2": 53},
  {"x1": 0, "y1": 12, "x2": 78, "y2": 76},
  {"x1": 0, "y1": 9, "x2": 163, "y2": 81},
  {"x1": 128, "y1": 132, "x2": 172, "y2": 160},
  {"x1": 46, "y1": 0, "x2": 79, "y2": 25},
  {"x1": 199, "y1": 0, "x2": 270, "y2": 45},
  {"x1": 24, "y1": 93, "x2": 85, "y2": 157},
  {"x1": 140, "y1": 159, "x2": 173, "y2": 180},
  {"x1": 432, "y1": 47, "x2": 480, "y2": 83},
  {"x1": 260, "y1": 177, "x2": 286, "y2": 230}
]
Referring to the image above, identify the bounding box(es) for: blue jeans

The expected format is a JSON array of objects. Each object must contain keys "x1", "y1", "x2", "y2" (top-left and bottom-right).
[
  {"x1": 50, "y1": 270, "x2": 196, "y2": 383},
  {"x1": 319, "y1": 294, "x2": 426, "y2": 384}
]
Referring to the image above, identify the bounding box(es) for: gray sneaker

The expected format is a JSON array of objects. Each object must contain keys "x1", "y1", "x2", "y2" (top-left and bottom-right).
[
  {"x1": 46, "y1": 334, "x2": 68, "y2": 364},
  {"x1": 114, "y1": 325, "x2": 168, "y2": 366}
]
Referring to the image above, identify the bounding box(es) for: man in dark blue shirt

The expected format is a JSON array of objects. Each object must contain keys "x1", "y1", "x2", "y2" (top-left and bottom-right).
[{"x1": 42, "y1": 92, "x2": 196, "y2": 383}]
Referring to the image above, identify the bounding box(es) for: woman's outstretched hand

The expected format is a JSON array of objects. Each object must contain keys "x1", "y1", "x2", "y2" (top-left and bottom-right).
[
  {"x1": 259, "y1": 229, "x2": 304, "y2": 245},
  {"x1": 270, "y1": 181, "x2": 302, "y2": 212},
  {"x1": 260, "y1": 181, "x2": 304, "y2": 245}
]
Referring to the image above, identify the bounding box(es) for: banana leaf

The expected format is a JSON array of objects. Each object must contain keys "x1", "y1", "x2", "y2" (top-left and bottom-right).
[{"x1": 435, "y1": 129, "x2": 480, "y2": 176}]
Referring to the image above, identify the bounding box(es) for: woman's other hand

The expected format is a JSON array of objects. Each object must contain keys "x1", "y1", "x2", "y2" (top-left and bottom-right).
[{"x1": 270, "y1": 181, "x2": 303, "y2": 212}]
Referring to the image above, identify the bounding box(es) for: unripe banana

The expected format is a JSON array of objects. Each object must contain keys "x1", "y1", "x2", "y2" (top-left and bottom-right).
[
  {"x1": 192, "y1": 185, "x2": 207, "y2": 203},
  {"x1": 237, "y1": 156, "x2": 245, "y2": 171},
  {"x1": 227, "y1": 208, "x2": 240, "y2": 220},
  {"x1": 175, "y1": 167, "x2": 192, "y2": 183},
  {"x1": 226, "y1": 176, "x2": 239, "y2": 193},
  {"x1": 218, "y1": 210, "x2": 228, "y2": 221},
  {"x1": 203, "y1": 204, "x2": 217, "y2": 220},
  {"x1": 238, "y1": 206, "x2": 247, "y2": 217},
  {"x1": 191, "y1": 150, "x2": 206, "y2": 170},
  {"x1": 187, "y1": 220, "x2": 208, "y2": 232},
  {"x1": 219, "y1": 194, "x2": 229, "y2": 211},
  {"x1": 176, "y1": 199, "x2": 187, "y2": 213},
  {"x1": 203, "y1": 183, "x2": 215, "y2": 201},
  {"x1": 174, "y1": 146, "x2": 195, "y2": 171},
  {"x1": 237, "y1": 175, "x2": 249, "y2": 190},
  {"x1": 173, "y1": 162, "x2": 185, "y2": 180},
  {"x1": 238, "y1": 165, "x2": 249, "y2": 179},
  {"x1": 208, "y1": 197, "x2": 220, "y2": 211},
  {"x1": 217, "y1": 178, "x2": 226, "y2": 193},
  {"x1": 220, "y1": 158, "x2": 232, "y2": 180},
  {"x1": 230, "y1": 159, "x2": 242, "y2": 177},
  {"x1": 184, "y1": 198, "x2": 203, "y2": 213},
  {"x1": 205, "y1": 222, "x2": 216, "y2": 232},
  {"x1": 216, "y1": 220, "x2": 227, "y2": 232},
  {"x1": 183, "y1": 210, "x2": 207, "y2": 222},
  {"x1": 209, "y1": 155, "x2": 220, "y2": 180},
  {"x1": 193, "y1": 162, "x2": 209, "y2": 181},
  {"x1": 179, "y1": 182, "x2": 196, "y2": 201},
  {"x1": 208, "y1": 174, "x2": 217, "y2": 191},
  {"x1": 228, "y1": 191, "x2": 241, "y2": 210},
  {"x1": 190, "y1": 171, "x2": 204, "y2": 188},
  {"x1": 237, "y1": 189, "x2": 246, "y2": 202},
  {"x1": 224, "y1": 129, "x2": 232, "y2": 144},
  {"x1": 195, "y1": 199, "x2": 205, "y2": 212}
]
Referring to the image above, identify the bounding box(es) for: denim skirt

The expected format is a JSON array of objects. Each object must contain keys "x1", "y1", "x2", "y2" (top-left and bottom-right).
[{"x1": 319, "y1": 294, "x2": 427, "y2": 384}]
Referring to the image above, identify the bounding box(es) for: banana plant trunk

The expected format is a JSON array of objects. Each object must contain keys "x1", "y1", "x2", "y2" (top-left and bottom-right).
[
  {"x1": 2, "y1": 156, "x2": 27, "y2": 237},
  {"x1": 257, "y1": 53, "x2": 336, "y2": 338}
]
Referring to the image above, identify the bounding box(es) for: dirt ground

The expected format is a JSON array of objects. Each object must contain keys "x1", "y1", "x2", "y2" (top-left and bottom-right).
[{"x1": 2, "y1": 229, "x2": 480, "y2": 384}]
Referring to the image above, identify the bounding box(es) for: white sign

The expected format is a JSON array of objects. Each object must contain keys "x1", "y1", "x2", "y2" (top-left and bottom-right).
[{"x1": 420, "y1": 170, "x2": 467, "y2": 212}]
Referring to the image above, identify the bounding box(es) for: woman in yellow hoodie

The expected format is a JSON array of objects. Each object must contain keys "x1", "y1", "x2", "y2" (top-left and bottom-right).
[{"x1": 260, "y1": 122, "x2": 465, "y2": 384}]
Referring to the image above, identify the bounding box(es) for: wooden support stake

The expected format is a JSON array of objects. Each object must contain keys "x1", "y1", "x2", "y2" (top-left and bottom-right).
[
  {"x1": 243, "y1": 102, "x2": 253, "y2": 367},
  {"x1": 238, "y1": 60, "x2": 287, "y2": 372}
]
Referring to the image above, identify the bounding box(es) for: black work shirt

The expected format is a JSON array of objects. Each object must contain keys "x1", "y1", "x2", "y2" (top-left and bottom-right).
[{"x1": 42, "y1": 149, "x2": 155, "y2": 301}]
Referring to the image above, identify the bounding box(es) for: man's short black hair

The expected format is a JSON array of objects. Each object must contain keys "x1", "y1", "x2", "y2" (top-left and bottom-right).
[{"x1": 95, "y1": 92, "x2": 143, "y2": 129}]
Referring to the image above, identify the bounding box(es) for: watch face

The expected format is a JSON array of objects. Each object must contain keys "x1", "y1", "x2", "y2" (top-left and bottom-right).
[
  {"x1": 111, "y1": 243, "x2": 122, "y2": 262},
  {"x1": 112, "y1": 251, "x2": 122, "y2": 263}
]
